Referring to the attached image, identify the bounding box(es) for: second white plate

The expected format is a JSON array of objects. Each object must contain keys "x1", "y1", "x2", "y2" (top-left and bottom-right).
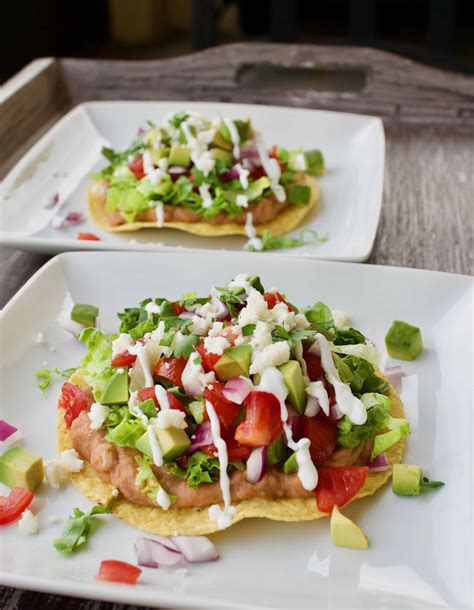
[{"x1": 0, "y1": 101, "x2": 384, "y2": 261}]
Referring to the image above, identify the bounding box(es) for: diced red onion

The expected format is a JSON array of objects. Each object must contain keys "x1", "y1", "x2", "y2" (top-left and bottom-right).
[
  {"x1": 384, "y1": 365, "x2": 404, "y2": 386},
  {"x1": 290, "y1": 414, "x2": 303, "y2": 441},
  {"x1": 44, "y1": 192, "x2": 59, "y2": 209},
  {"x1": 240, "y1": 149, "x2": 260, "y2": 160},
  {"x1": 134, "y1": 536, "x2": 182, "y2": 568},
  {"x1": 246, "y1": 446, "x2": 266, "y2": 484},
  {"x1": 171, "y1": 536, "x2": 219, "y2": 562},
  {"x1": 211, "y1": 298, "x2": 229, "y2": 321},
  {"x1": 52, "y1": 212, "x2": 85, "y2": 230},
  {"x1": 331, "y1": 403, "x2": 344, "y2": 420},
  {"x1": 367, "y1": 452, "x2": 389, "y2": 472},
  {"x1": 222, "y1": 377, "x2": 252, "y2": 404},
  {"x1": 137, "y1": 127, "x2": 146, "y2": 135},
  {"x1": 179, "y1": 311, "x2": 195, "y2": 321},
  {"x1": 168, "y1": 166, "x2": 187, "y2": 174},
  {"x1": 0, "y1": 420, "x2": 22, "y2": 450},
  {"x1": 222, "y1": 167, "x2": 240, "y2": 181},
  {"x1": 187, "y1": 422, "x2": 213, "y2": 453}
]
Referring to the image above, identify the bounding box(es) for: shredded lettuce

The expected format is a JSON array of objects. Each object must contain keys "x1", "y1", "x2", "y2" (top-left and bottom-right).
[
  {"x1": 331, "y1": 342, "x2": 381, "y2": 367},
  {"x1": 105, "y1": 405, "x2": 146, "y2": 448},
  {"x1": 169, "y1": 450, "x2": 244, "y2": 488},
  {"x1": 372, "y1": 418, "x2": 411, "y2": 459},
  {"x1": 78, "y1": 328, "x2": 113, "y2": 401},
  {"x1": 135, "y1": 455, "x2": 176, "y2": 504},
  {"x1": 53, "y1": 505, "x2": 111, "y2": 554},
  {"x1": 303, "y1": 301, "x2": 335, "y2": 336},
  {"x1": 35, "y1": 367, "x2": 77, "y2": 393},
  {"x1": 248, "y1": 228, "x2": 328, "y2": 252}
]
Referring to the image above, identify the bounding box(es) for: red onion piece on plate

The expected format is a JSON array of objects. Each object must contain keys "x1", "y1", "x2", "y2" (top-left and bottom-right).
[
  {"x1": 367, "y1": 452, "x2": 389, "y2": 472},
  {"x1": 0, "y1": 419, "x2": 22, "y2": 450},
  {"x1": 187, "y1": 422, "x2": 213, "y2": 453},
  {"x1": 246, "y1": 446, "x2": 266, "y2": 484},
  {"x1": 384, "y1": 365, "x2": 404, "y2": 386},
  {"x1": 222, "y1": 377, "x2": 252, "y2": 404},
  {"x1": 134, "y1": 536, "x2": 182, "y2": 568},
  {"x1": 171, "y1": 536, "x2": 219, "y2": 562},
  {"x1": 211, "y1": 298, "x2": 229, "y2": 321}
]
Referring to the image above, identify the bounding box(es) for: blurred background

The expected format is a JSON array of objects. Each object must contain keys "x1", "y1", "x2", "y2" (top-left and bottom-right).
[{"x1": 2, "y1": 0, "x2": 473, "y2": 83}]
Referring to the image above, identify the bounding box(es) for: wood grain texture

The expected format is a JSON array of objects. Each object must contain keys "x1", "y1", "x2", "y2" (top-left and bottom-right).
[{"x1": 0, "y1": 43, "x2": 473, "y2": 609}]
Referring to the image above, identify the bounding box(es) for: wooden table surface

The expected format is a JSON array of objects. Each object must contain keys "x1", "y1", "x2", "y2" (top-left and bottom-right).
[{"x1": 0, "y1": 43, "x2": 473, "y2": 609}]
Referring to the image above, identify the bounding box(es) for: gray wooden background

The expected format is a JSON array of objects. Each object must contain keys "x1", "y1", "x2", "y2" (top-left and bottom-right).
[{"x1": 0, "y1": 43, "x2": 473, "y2": 609}]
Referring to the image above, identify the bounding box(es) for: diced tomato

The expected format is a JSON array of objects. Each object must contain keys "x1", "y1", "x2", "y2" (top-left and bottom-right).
[
  {"x1": 58, "y1": 382, "x2": 92, "y2": 429},
  {"x1": 77, "y1": 232, "x2": 100, "y2": 241},
  {"x1": 171, "y1": 302, "x2": 185, "y2": 316},
  {"x1": 263, "y1": 291, "x2": 293, "y2": 311},
  {"x1": 137, "y1": 386, "x2": 187, "y2": 414},
  {"x1": 316, "y1": 466, "x2": 369, "y2": 513},
  {"x1": 195, "y1": 341, "x2": 221, "y2": 373},
  {"x1": 204, "y1": 382, "x2": 240, "y2": 431},
  {"x1": 111, "y1": 351, "x2": 137, "y2": 367},
  {"x1": 302, "y1": 411, "x2": 337, "y2": 463},
  {"x1": 303, "y1": 351, "x2": 323, "y2": 381},
  {"x1": 0, "y1": 488, "x2": 34, "y2": 526},
  {"x1": 201, "y1": 436, "x2": 251, "y2": 461},
  {"x1": 96, "y1": 560, "x2": 141, "y2": 585},
  {"x1": 128, "y1": 155, "x2": 145, "y2": 180},
  {"x1": 234, "y1": 391, "x2": 283, "y2": 447},
  {"x1": 154, "y1": 357, "x2": 187, "y2": 389}
]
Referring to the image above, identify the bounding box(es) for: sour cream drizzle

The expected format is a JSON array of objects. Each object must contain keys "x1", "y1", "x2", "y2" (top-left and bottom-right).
[
  {"x1": 147, "y1": 425, "x2": 163, "y2": 467},
  {"x1": 255, "y1": 135, "x2": 286, "y2": 202},
  {"x1": 155, "y1": 201, "x2": 164, "y2": 228},
  {"x1": 244, "y1": 212, "x2": 263, "y2": 252},
  {"x1": 257, "y1": 367, "x2": 318, "y2": 490},
  {"x1": 154, "y1": 384, "x2": 170, "y2": 410},
  {"x1": 309, "y1": 333, "x2": 367, "y2": 425},
  {"x1": 223, "y1": 118, "x2": 240, "y2": 159},
  {"x1": 156, "y1": 486, "x2": 171, "y2": 510},
  {"x1": 206, "y1": 400, "x2": 236, "y2": 529},
  {"x1": 128, "y1": 343, "x2": 154, "y2": 387}
]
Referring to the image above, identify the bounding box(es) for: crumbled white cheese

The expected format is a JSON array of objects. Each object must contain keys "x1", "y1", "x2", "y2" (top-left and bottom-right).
[
  {"x1": 332, "y1": 310, "x2": 351, "y2": 328},
  {"x1": 271, "y1": 302, "x2": 297, "y2": 330},
  {"x1": 191, "y1": 150, "x2": 215, "y2": 176},
  {"x1": 189, "y1": 315, "x2": 209, "y2": 335},
  {"x1": 47, "y1": 515, "x2": 61, "y2": 524},
  {"x1": 44, "y1": 459, "x2": 67, "y2": 489},
  {"x1": 250, "y1": 341, "x2": 290, "y2": 374},
  {"x1": 236, "y1": 194, "x2": 249, "y2": 208},
  {"x1": 227, "y1": 273, "x2": 253, "y2": 293},
  {"x1": 251, "y1": 321, "x2": 273, "y2": 350},
  {"x1": 145, "y1": 301, "x2": 161, "y2": 320},
  {"x1": 204, "y1": 336, "x2": 230, "y2": 355},
  {"x1": 294, "y1": 313, "x2": 310, "y2": 330},
  {"x1": 150, "y1": 320, "x2": 166, "y2": 343},
  {"x1": 207, "y1": 321, "x2": 224, "y2": 337},
  {"x1": 18, "y1": 510, "x2": 39, "y2": 535},
  {"x1": 111, "y1": 488, "x2": 120, "y2": 498},
  {"x1": 155, "y1": 409, "x2": 187, "y2": 430},
  {"x1": 292, "y1": 152, "x2": 307, "y2": 171},
  {"x1": 35, "y1": 332, "x2": 45, "y2": 344},
  {"x1": 88, "y1": 402, "x2": 110, "y2": 430},
  {"x1": 238, "y1": 289, "x2": 269, "y2": 327},
  {"x1": 60, "y1": 449, "x2": 84, "y2": 473},
  {"x1": 181, "y1": 350, "x2": 215, "y2": 397},
  {"x1": 112, "y1": 333, "x2": 133, "y2": 357},
  {"x1": 175, "y1": 568, "x2": 189, "y2": 577}
]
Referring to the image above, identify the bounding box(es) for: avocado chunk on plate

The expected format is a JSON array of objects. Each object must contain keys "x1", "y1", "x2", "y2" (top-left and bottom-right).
[
  {"x1": 0, "y1": 446, "x2": 44, "y2": 491},
  {"x1": 70, "y1": 304, "x2": 98, "y2": 327},
  {"x1": 278, "y1": 360, "x2": 307, "y2": 414},
  {"x1": 392, "y1": 463, "x2": 423, "y2": 495},
  {"x1": 330, "y1": 506, "x2": 369, "y2": 549},
  {"x1": 287, "y1": 184, "x2": 312, "y2": 205},
  {"x1": 214, "y1": 344, "x2": 252, "y2": 382},
  {"x1": 385, "y1": 320, "x2": 423, "y2": 361},
  {"x1": 101, "y1": 370, "x2": 129, "y2": 405}
]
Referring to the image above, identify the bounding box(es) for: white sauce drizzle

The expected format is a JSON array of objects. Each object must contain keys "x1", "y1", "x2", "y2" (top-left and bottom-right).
[
  {"x1": 147, "y1": 425, "x2": 163, "y2": 467},
  {"x1": 128, "y1": 342, "x2": 154, "y2": 387},
  {"x1": 145, "y1": 301, "x2": 161, "y2": 320},
  {"x1": 155, "y1": 201, "x2": 164, "y2": 228},
  {"x1": 181, "y1": 121, "x2": 195, "y2": 145},
  {"x1": 255, "y1": 135, "x2": 286, "y2": 202},
  {"x1": 223, "y1": 118, "x2": 240, "y2": 159},
  {"x1": 244, "y1": 212, "x2": 263, "y2": 251},
  {"x1": 142, "y1": 150, "x2": 154, "y2": 175},
  {"x1": 199, "y1": 184, "x2": 213, "y2": 208},
  {"x1": 156, "y1": 486, "x2": 171, "y2": 510},
  {"x1": 305, "y1": 381, "x2": 329, "y2": 417},
  {"x1": 256, "y1": 368, "x2": 318, "y2": 490},
  {"x1": 309, "y1": 334, "x2": 367, "y2": 425},
  {"x1": 154, "y1": 384, "x2": 170, "y2": 409},
  {"x1": 206, "y1": 400, "x2": 236, "y2": 529},
  {"x1": 129, "y1": 391, "x2": 149, "y2": 425}
]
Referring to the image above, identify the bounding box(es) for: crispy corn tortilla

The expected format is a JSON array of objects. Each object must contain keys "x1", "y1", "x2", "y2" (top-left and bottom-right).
[
  {"x1": 58, "y1": 370, "x2": 405, "y2": 536},
  {"x1": 87, "y1": 174, "x2": 320, "y2": 238}
]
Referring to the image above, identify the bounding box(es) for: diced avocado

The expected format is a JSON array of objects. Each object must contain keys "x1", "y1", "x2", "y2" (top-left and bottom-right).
[
  {"x1": 330, "y1": 506, "x2": 369, "y2": 549},
  {"x1": 135, "y1": 430, "x2": 153, "y2": 460},
  {"x1": 210, "y1": 148, "x2": 233, "y2": 165},
  {"x1": 169, "y1": 145, "x2": 191, "y2": 167},
  {"x1": 157, "y1": 427, "x2": 190, "y2": 462},
  {"x1": 150, "y1": 148, "x2": 170, "y2": 164},
  {"x1": 219, "y1": 119, "x2": 251, "y2": 144},
  {"x1": 70, "y1": 304, "x2": 98, "y2": 327},
  {"x1": 304, "y1": 149, "x2": 325, "y2": 176},
  {"x1": 267, "y1": 436, "x2": 286, "y2": 466},
  {"x1": 385, "y1": 321, "x2": 423, "y2": 361},
  {"x1": 278, "y1": 361, "x2": 307, "y2": 414},
  {"x1": 288, "y1": 184, "x2": 311, "y2": 205},
  {"x1": 188, "y1": 399, "x2": 205, "y2": 424},
  {"x1": 214, "y1": 344, "x2": 252, "y2": 382},
  {"x1": 101, "y1": 370, "x2": 129, "y2": 405},
  {"x1": 252, "y1": 373, "x2": 261, "y2": 385},
  {"x1": 0, "y1": 446, "x2": 44, "y2": 491},
  {"x1": 392, "y1": 464, "x2": 423, "y2": 495},
  {"x1": 283, "y1": 451, "x2": 298, "y2": 475},
  {"x1": 212, "y1": 130, "x2": 232, "y2": 151}
]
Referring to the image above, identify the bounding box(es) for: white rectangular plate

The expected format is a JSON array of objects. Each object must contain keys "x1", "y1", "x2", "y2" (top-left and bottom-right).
[
  {"x1": 0, "y1": 251, "x2": 472, "y2": 609},
  {"x1": 0, "y1": 101, "x2": 384, "y2": 261}
]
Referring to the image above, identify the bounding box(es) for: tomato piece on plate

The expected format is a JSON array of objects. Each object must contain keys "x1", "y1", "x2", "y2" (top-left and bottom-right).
[
  {"x1": 204, "y1": 382, "x2": 240, "y2": 431},
  {"x1": 96, "y1": 560, "x2": 141, "y2": 584},
  {"x1": 58, "y1": 382, "x2": 92, "y2": 429},
  {"x1": 137, "y1": 386, "x2": 187, "y2": 414},
  {"x1": 154, "y1": 357, "x2": 187, "y2": 389},
  {"x1": 128, "y1": 156, "x2": 145, "y2": 180},
  {"x1": 0, "y1": 488, "x2": 34, "y2": 526},
  {"x1": 195, "y1": 341, "x2": 221, "y2": 373},
  {"x1": 111, "y1": 351, "x2": 137, "y2": 367},
  {"x1": 302, "y1": 411, "x2": 337, "y2": 463},
  {"x1": 234, "y1": 391, "x2": 283, "y2": 447},
  {"x1": 77, "y1": 232, "x2": 100, "y2": 241},
  {"x1": 316, "y1": 466, "x2": 369, "y2": 513}
]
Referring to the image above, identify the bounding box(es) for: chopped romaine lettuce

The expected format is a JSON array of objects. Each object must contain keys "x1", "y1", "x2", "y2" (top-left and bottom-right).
[
  {"x1": 78, "y1": 328, "x2": 113, "y2": 401},
  {"x1": 53, "y1": 505, "x2": 111, "y2": 554}
]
